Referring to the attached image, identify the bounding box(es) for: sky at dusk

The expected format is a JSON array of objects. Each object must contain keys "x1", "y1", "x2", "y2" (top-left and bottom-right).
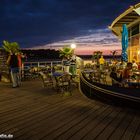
[{"x1": 0, "y1": 0, "x2": 140, "y2": 55}]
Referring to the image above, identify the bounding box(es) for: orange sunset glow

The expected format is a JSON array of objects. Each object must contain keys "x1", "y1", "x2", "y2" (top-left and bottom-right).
[{"x1": 32, "y1": 28, "x2": 122, "y2": 55}]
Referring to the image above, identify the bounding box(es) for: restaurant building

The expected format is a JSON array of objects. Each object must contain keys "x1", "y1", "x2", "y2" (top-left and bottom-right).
[{"x1": 109, "y1": 3, "x2": 140, "y2": 63}]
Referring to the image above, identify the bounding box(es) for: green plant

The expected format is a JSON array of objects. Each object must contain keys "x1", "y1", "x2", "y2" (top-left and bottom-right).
[
  {"x1": 110, "y1": 50, "x2": 118, "y2": 60},
  {"x1": 92, "y1": 51, "x2": 102, "y2": 64},
  {"x1": 59, "y1": 46, "x2": 73, "y2": 59},
  {"x1": 2, "y1": 40, "x2": 20, "y2": 53}
]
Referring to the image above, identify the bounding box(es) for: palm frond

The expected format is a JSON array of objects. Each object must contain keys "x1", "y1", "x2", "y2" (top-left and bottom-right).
[
  {"x1": 59, "y1": 46, "x2": 73, "y2": 59},
  {"x1": 2, "y1": 40, "x2": 20, "y2": 53}
]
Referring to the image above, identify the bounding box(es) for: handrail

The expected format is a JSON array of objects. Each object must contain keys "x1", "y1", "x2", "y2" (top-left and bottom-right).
[
  {"x1": 80, "y1": 72, "x2": 140, "y2": 103},
  {"x1": 24, "y1": 60, "x2": 63, "y2": 68}
]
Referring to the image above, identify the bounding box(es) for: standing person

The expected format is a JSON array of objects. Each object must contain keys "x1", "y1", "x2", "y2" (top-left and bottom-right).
[
  {"x1": 99, "y1": 55, "x2": 105, "y2": 70},
  {"x1": 17, "y1": 52, "x2": 22, "y2": 82},
  {"x1": 138, "y1": 62, "x2": 140, "y2": 70},
  {"x1": 7, "y1": 51, "x2": 20, "y2": 88},
  {"x1": 122, "y1": 62, "x2": 132, "y2": 80},
  {"x1": 132, "y1": 60, "x2": 138, "y2": 70},
  {"x1": 110, "y1": 67, "x2": 122, "y2": 86},
  {"x1": 69, "y1": 54, "x2": 76, "y2": 75},
  {"x1": 63, "y1": 57, "x2": 70, "y2": 73},
  {"x1": 119, "y1": 59, "x2": 127, "y2": 69},
  {"x1": 21, "y1": 53, "x2": 27, "y2": 79},
  {"x1": 17, "y1": 52, "x2": 26, "y2": 80}
]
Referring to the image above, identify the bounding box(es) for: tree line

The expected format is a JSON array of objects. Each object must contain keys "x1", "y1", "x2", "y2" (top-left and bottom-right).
[{"x1": 21, "y1": 49, "x2": 60, "y2": 60}]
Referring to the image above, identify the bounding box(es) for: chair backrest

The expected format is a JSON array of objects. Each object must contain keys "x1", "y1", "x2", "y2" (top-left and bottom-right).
[
  {"x1": 94, "y1": 72, "x2": 101, "y2": 78},
  {"x1": 62, "y1": 74, "x2": 71, "y2": 81},
  {"x1": 39, "y1": 72, "x2": 53, "y2": 87},
  {"x1": 40, "y1": 72, "x2": 53, "y2": 82},
  {"x1": 56, "y1": 73, "x2": 71, "y2": 86},
  {"x1": 39, "y1": 71, "x2": 47, "y2": 79}
]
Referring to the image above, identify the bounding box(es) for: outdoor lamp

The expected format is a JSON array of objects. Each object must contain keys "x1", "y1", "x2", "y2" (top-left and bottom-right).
[{"x1": 71, "y1": 43, "x2": 76, "y2": 49}]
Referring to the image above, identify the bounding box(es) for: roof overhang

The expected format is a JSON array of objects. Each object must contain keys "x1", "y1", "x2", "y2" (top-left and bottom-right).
[{"x1": 109, "y1": 3, "x2": 140, "y2": 38}]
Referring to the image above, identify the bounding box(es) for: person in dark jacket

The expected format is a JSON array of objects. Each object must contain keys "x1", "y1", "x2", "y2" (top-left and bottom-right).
[
  {"x1": 110, "y1": 67, "x2": 122, "y2": 86},
  {"x1": 7, "y1": 52, "x2": 20, "y2": 88}
]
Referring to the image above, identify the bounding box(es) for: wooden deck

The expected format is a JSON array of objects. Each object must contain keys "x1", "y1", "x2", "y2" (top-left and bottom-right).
[{"x1": 0, "y1": 80, "x2": 140, "y2": 140}]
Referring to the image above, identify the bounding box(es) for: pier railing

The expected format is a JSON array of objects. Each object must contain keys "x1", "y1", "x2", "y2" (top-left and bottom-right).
[
  {"x1": 80, "y1": 72, "x2": 140, "y2": 107},
  {"x1": 24, "y1": 60, "x2": 63, "y2": 68}
]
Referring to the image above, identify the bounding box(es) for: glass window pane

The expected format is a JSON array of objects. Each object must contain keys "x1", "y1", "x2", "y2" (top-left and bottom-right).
[{"x1": 131, "y1": 24, "x2": 139, "y2": 36}]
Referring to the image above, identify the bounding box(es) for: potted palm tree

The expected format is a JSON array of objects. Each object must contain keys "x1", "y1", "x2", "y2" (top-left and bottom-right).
[
  {"x1": 110, "y1": 50, "x2": 118, "y2": 61},
  {"x1": 1, "y1": 40, "x2": 21, "y2": 82},
  {"x1": 2, "y1": 40, "x2": 20, "y2": 53},
  {"x1": 92, "y1": 51, "x2": 102, "y2": 65},
  {"x1": 59, "y1": 46, "x2": 73, "y2": 73}
]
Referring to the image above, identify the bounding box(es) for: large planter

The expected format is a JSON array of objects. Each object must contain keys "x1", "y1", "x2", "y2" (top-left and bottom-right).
[
  {"x1": 63, "y1": 59, "x2": 70, "y2": 73},
  {"x1": 69, "y1": 64, "x2": 76, "y2": 75},
  {"x1": 1, "y1": 72, "x2": 10, "y2": 82},
  {"x1": 64, "y1": 65, "x2": 70, "y2": 73}
]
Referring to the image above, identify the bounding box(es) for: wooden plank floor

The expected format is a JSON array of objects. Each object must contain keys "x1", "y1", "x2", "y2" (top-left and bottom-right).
[{"x1": 0, "y1": 80, "x2": 140, "y2": 140}]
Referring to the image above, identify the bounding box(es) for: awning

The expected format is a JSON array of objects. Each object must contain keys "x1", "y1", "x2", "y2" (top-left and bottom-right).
[{"x1": 109, "y1": 3, "x2": 140, "y2": 38}]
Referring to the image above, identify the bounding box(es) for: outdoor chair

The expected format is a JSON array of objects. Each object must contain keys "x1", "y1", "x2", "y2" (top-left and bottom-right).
[
  {"x1": 23, "y1": 67, "x2": 39, "y2": 80},
  {"x1": 23, "y1": 68, "x2": 33, "y2": 80},
  {"x1": 71, "y1": 74, "x2": 79, "y2": 88},
  {"x1": 100, "y1": 72, "x2": 107, "y2": 84},
  {"x1": 39, "y1": 72, "x2": 54, "y2": 88},
  {"x1": 111, "y1": 78, "x2": 123, "y2": 87},
  {"x1": 92, "y1": 72, "x2": 101, "y2": 83},
  {"x1": 55, "y1": 73, "x2": 71, "y2": 93}
]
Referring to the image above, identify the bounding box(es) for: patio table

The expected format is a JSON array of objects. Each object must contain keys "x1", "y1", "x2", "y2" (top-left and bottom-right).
[
  {"x1": 52, "y1": 72, "x2": 64, "y2": 77},
  {"x1": 125, "y1": 79, "x2": 140, "y2": 88},
  {"x1": 52, "y1": 72, "x2": 72, "y2": 93}
]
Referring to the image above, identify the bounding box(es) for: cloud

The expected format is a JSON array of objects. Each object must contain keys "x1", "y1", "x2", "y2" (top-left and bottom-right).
[
  {"x1": 0, "y1": 0, "x2": 139, "y2": 53},
  {"x1": 32, "y1": 28, "x2": 121, "y2": 55}
]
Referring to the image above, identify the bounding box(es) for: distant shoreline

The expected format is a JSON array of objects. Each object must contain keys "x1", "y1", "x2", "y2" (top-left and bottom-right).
[
  {"x1": 77, "y1": 55, "x2": 121, "y2": 60},
  {"x1": 25, "y1": 55, "x2": 121, "y2": 62}
]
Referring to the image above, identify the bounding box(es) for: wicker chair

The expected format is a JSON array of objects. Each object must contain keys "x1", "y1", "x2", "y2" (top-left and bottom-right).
[
  {"x1": 71, "y1": 75, "x2": 79, "y2": 88},
  {"x1": 39, "y1": 72, "x2": 54, "y2": 88},
  {"x1": 55, "y1": 73, "x2": 71, "y2": 93},
  {"x1": 92, "y1": 72, "x2": 101, "y2": 83}
]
